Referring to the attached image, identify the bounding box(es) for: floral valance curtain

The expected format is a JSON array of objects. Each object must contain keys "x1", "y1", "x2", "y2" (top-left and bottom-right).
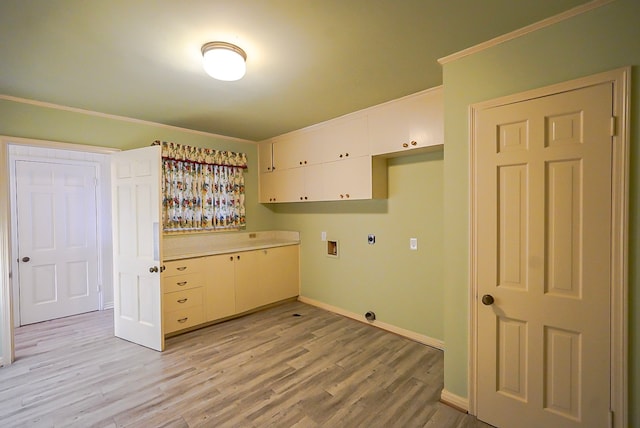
[{"x1": 153, "y1": 140, "x2": 247, "y2": 232}]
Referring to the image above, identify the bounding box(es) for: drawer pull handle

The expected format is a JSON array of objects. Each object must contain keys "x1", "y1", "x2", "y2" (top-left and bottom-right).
[
  {"x1": 177, "y1": 281, "x2": 187, "y2": 286},
  {"x1": 402, "y1": 142, "x2": 409, "y2": 148},
  {"x1": 176, "y1": 266, "x2": 187, "y2": 271},
  {"x1": 177, "y1": 298, "x2": 188, "y2": 304},
  {"x1": 411, "y1": 140, "x2": 417, "y2": 146},
  {"x1": 177, "y1": 317, "x2": 188, "y2": 323}
]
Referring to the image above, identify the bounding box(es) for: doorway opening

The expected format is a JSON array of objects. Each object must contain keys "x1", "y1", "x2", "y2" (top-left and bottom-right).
[{"x1": 0, "y1": 137, "x2": 118, "y2": 365}]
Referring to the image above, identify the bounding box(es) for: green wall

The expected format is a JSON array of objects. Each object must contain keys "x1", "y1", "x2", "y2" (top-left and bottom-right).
[
  {"x1": 441, "y1": 0, "x2": 640, "y2": 423},
  {"x1": 270, "y1": 151, "x2": 445, "y2": 341},
  {"x1": 0, "y1": 98, "x2": 276, "y2": 233}
]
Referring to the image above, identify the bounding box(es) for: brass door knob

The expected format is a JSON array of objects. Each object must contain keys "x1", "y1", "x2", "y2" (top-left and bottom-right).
[
  {"x1": 21, "y1": 256, "x2": 30, "y2": 262},
  {"x1": 481, "y1": 294, "x2": 495, "y2": 305}
]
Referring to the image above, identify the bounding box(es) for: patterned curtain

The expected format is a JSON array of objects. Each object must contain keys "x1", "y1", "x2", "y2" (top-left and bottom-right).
[{"x1": 153, "y1": 140, "x2": 247, "y2": 232}]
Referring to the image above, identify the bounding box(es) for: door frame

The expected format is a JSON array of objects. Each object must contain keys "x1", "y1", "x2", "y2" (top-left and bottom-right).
[
  {"x1": 469, "y1": 67, "x2": 630, "y2": 427},
  {"x1": 0, "y1": 136, "x2": 118, "y2": 365}
]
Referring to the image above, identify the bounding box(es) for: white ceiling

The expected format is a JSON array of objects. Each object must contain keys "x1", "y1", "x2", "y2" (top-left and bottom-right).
[{"x1": 0, "y1": 0, "x2": 590, "y2": 141}]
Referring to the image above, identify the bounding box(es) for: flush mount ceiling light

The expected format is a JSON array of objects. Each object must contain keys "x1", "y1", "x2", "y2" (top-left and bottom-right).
[{"x1": 201, "y1": 41, "x2": 247, "y2": 81}]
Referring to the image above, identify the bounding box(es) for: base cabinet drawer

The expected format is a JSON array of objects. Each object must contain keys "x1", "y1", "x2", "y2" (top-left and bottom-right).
[
  {"x1": 164, "y1": 287, "x2": 203, "y2": 313},
  {"x1": 164, "y1": 306, "x2": 204, "y2": 334},
  {"x1": 163, "y1": 272, "x2": 204, "y2": 293}
]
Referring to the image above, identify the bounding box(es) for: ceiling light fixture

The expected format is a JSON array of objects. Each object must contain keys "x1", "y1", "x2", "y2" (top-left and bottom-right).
[{"x1": 201, "y1": 41, "x2": 247, "y2": 81}]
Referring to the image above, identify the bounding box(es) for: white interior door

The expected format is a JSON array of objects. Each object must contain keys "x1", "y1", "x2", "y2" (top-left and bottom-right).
[
  {"x1": 111, "y1": 145, "x2": 164, "y2": 351},
  {"x1": 475, "y1": 82, "x2": 613, "y2": 427},
  {"x1": 15, "y1": 160, "x2": 99, "y2": 325}
]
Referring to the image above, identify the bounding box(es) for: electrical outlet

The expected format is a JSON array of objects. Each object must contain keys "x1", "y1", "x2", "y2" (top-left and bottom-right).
[
  {"x1": 410, "y1": 238, "x2": 418, "y2": 250},
  {"x1": 321, "y1": 231, "x2": 327, "y2": 241}
]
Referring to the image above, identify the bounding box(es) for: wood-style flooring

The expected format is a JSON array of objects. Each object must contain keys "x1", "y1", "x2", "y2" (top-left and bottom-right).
[{"x1": 0, "y1": 301, "x2": 491, "y2": 427}]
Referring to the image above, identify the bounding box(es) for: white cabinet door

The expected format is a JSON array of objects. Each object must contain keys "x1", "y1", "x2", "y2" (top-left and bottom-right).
[
  {"x1": 322, "y1": 156, "x2": 386, "y2": 201},
  {"x1": 111, "y1": 145, "x2": 164, "y2": 352},
  {"x1": 258, "y1": 141, "x2": 274, "y2": 173},
  {"x1": 311, "y1": 115, "x2": 369, "y2": 163},
  {"x1": 369, "y1": 87, "x2": 443, "y2": 156},
  {"x1": 272, "y1": 134, "x2": 309, "y2": 170}
]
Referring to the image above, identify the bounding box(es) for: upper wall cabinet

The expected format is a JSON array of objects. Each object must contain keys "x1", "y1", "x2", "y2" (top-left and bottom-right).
[
  {"x1": 368, "y1": 86, "x2": 443, "y2": 156},
  {"x1": 258, "y1": 86, "x2": 443, "y2": 203}
]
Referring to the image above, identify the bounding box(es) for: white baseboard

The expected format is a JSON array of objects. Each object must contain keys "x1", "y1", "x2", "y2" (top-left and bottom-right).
[
  {"x1": 440, "y1": 389, "x2": 469, "y2": 412},
  {"x1": 297, "y1": 296, "x2": 444, "y2": 350}
]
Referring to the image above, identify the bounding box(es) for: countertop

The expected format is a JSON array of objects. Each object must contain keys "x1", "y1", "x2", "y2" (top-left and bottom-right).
[{"x1": 162, "y1": 230, "x2": 300, "y2": 261}]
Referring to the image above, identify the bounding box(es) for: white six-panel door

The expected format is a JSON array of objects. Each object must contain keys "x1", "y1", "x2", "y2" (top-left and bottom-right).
[
  {"x1": 16, "y1": 160, "x2": 99, "y2": 325},
  {"x1": 475, "y1": 82, "x2": 613, "y2": 427},
  {"x1": 111, "y1": 146, "x2": 164, "y2": 351}
]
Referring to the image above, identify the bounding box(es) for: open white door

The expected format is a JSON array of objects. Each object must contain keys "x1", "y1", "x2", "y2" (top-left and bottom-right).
[{"x1": 111, "y1": 145, "x2": 164, "y2": 351}]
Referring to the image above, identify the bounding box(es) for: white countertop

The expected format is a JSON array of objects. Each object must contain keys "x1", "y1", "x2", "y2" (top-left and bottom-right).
[{"x1": 162, "y1": 230, "x2": 300, "y2": 261}]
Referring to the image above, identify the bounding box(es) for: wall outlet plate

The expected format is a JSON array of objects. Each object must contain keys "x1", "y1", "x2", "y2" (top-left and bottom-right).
[
  {"x1": 410, "y1": 238, "x2": 418, "y2": 250},
  {"x1": 321, "y1": 231, "x2": 327, "y2": 241}
]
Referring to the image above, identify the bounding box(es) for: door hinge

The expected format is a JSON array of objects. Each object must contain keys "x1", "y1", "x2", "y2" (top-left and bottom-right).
[
  {"x1": 610, "y1": 116, "x2": 617, "y2": 137},
  {"x1": 94, "y1": 177, "x2": 99, "y2": 187}
]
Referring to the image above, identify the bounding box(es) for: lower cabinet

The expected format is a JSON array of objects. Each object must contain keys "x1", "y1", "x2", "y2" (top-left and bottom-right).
[
  {"x1": 162, "y1": 244, "x2": 300, "y2": 335},
  {"x1": 163, "y1": 258, "x2": 206, "y2": 334},
  {"x1": 259, "y1": 245, "x2": 300, "y2": 304}
]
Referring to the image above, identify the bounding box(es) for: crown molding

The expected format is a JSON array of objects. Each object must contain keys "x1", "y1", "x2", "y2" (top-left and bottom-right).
[
  {"x1": 0, "y1": 94, "x2": 256, "y2": 144},
  {"x1": 438, "y1": 0, "x2": 615, "y2": 65}
]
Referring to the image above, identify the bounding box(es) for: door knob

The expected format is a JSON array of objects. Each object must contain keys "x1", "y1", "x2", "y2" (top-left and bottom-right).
[
  {"x1": 481, "y1": 294, "x2": 495, "y2": 305},
  {"x1": 21, "y1": 256, "x2": 30, "y2": 263},
  {"x1": 149, "y1": 266, "x2": 159, "y2": 273}
]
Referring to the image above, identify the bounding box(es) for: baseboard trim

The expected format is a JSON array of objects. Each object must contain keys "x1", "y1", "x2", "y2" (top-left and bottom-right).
[
  {"x1": 297, "y1": 296, "x2": 444, "y2": 350},
  {"x1": 440, "y1": 389, "x2": 469, "y2": 413}
]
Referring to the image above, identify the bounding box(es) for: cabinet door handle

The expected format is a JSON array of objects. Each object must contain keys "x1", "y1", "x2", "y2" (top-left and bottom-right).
[
  {"x1": 346, "y1": 194, "x2": 350, "y2": 198},
  {"x1": 177, "y1": 281, "x2": 187, "y2": 286},
  {"x1": 402, "y1": 142, "x2": 409, "y2": 148},
  {"x1": 411, "y1": 141, "x2": 417, "y2": 146},
  {"x1": 345, "y1": 152, "x2": 349, "y2": 157},
  {"x1": 177, "y1": 317, "x2": 188, "y2": 323},
  {"x1": 237, "y1": 255, "x2": 241, "y2": 260},
  {"x1": 177, "y1": 266, "x2": 187, "y2": 271},
  {"x1": 177, "y1": 298, "x2": 188, "y2": 304},
  {"x1": 339, "y1": 154, "x2": 343, "y2": 158}
]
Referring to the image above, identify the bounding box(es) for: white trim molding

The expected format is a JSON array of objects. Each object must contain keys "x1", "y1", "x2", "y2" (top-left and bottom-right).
[
  {"x1": 0, "y1": 138, "x2": 14, "y2": 365},
  {"x1": 440, "y1": 389, "x2": 469, "y2": 413},
  {"x1": 438, "y1": 0, "x2": 615, "y2": 65},
  {"x1": 467, "y1": 67, "x2": 629, "y2": 428},
  {"x1": 297, "y1": 296, "x2": 445, "y2": 350}
]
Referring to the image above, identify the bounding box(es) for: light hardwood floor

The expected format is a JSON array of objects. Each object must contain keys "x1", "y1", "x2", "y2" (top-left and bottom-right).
[{"x1": 1, "y1": 301, "x2": 491, "y2": 427}]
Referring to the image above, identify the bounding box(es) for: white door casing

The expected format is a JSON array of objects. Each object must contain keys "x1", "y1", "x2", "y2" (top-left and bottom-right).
[
  {"x1": 111, "y1": 145, "x2": 164, "y2": 352},
  {"x1": 15, "y1": 160, "x2": 100, "y2": 325},
  {"x1": 469, "y1": 68, "x2": 629, "y2": 428}
]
